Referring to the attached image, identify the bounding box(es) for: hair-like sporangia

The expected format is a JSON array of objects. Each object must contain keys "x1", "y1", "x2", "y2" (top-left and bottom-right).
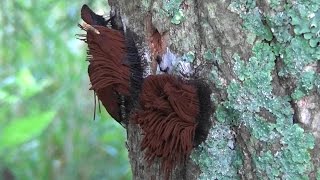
[
  {"x1": 85, "y1": 25, "x2": 130, "y2": 123},
  {"x1": 79, "y1": 5, "x2": 143, "y2": 124},
  {"x1": 132, "y1": 74, "x2": 212, "y2": 179}
]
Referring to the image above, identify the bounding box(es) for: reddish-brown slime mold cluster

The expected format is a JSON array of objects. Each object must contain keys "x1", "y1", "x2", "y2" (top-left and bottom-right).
[
  {"x1": 86, "y1": 26, "x2": 130, "y2": 96},
  {"x1": 78, "y1": 4, "x2": 213, "y2": 179},
  {"x1": 78, "y1": 5, "x2": 143, "y2": 123},
  {"x1": 134, "y1": 74, "x2": 200, "y2": 177},
  {"x1": 81, "y1": 25, "x2": 130, "y2": 122}
]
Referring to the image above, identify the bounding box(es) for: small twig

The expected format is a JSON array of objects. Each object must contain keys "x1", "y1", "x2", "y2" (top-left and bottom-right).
[{"x1": 79, "y1": 22, "x2": 100, "y2": 34}]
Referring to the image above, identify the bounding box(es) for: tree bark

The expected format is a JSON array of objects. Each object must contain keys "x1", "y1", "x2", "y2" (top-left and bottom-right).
[{"x1": 107, "y1": 0, "x2": 320, "y2": 179}]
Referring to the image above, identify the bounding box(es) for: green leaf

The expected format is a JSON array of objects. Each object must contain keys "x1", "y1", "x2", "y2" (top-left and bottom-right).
[{"x1": 0, "y1": 111, "x2": 55, "y2": 152}]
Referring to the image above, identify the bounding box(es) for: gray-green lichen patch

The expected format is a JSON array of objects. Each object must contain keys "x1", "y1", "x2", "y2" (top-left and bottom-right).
[
  {"x1": 204, "y1": 48, "x2": 223, "y2": 65},
  {"x1": 182, "y1": 51, "x2": 195, "y2": 63},
  {"x1": 277, "y1": 36, "x2": 320, "y2": 100},
  {"x1": 214, "y1": 42, "x2": 315, "y2": 179},
  {"x1": 162, "y1": 0, "x2": 185, "y2": 24},
  {"x1": 255, "y1": 124, "x2": 315, "y2": 179},
  {"x1": 266, "y1": 12, "x2": 292, "y2": 43},
  {"x1": 141, "y1": 0, "x2": 152, "y2": 11},
  {"x1": 192, "y1": 124, "x2": 241, "y2": 180},
  {"x1": 151, "y1": 1, "x2": 171, "y2": 34},
  {"x1": 207, "y1": 48, "x2": 225, "y2": 89},
  {"x1": 277, "y1": 1, "x2": 320, "y2": 99},
  {"x1": 288, "y1": 2, "x2": 320, "y2": 47},
  {"x1": 229, "y1": 0, "x2": 320, "y2": 101},
  {"x1": 269, "y1": 0, "x2": 281, "y2": 10},
  {"x1": 226, "y1": 42, "x2": 293, "y2": 123},
  {"x1": 242, "y1": 8, "x2": 273, "y2": 41},
  {"x1": 215, "y1": 105, "x2": 239, "y2": 124},
  {"x1": 230, "y1": 43, "x2": 314, "y2": 179},
  {"x1": 228, "y1": 0, "x2": 256, "y2": 14},
  {"x1": 191, "y1": 0, "x2": 319, "y2": 179},
  {"x1": 278, "y1": 37, "x2": 320, "y2": 77},
  {"x1": 228, "y1": 43, "x2": 276, "y2": 113},
  {"x1": 203, "y1": 50, "x2": 214, "y2": 62},
  {"x1": 270, "y1": 0, "x2": 320, "y2": 94},
  {"x1": 292, "y1": 71, "x2": 320, "y2": 100},
  {"x1": 228, "y1": 3, "x2": 273, "y2": 41},
  {"x1": 210, "y1": 67, "x2": 224, "y2": 90}
]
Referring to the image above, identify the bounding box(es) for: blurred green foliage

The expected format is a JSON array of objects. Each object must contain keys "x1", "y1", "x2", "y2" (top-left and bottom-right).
[{"x1": 0, "y1": 0, "x2": 131, "y2": 179}]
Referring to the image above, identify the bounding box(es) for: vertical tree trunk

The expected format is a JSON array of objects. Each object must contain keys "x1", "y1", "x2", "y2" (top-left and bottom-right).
[{"x1": 107, "y1": 0, "x2": 320, "y2": 179}]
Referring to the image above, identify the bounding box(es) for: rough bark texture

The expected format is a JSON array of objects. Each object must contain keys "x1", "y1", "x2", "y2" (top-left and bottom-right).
[{"x1": 107, "y1": 0, "x2": 320, "y2": 179}]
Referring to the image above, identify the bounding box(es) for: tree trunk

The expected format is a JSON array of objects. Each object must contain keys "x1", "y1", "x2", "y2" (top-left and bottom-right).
[{"x1": 107, "y1": 0, "x2": 320, "y2": 179}]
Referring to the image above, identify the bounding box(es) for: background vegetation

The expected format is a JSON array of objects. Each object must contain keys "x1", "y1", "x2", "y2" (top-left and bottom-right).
[{"x1": 0, "y1": 1, "x2": 131, "y2": 179}]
